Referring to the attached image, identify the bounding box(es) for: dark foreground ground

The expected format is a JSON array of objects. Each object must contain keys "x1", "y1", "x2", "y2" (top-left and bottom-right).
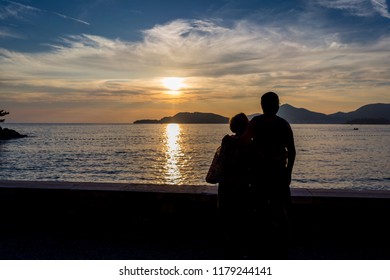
[{"x1": 0, "y1": 180, "x2": 389, "y2": 260}]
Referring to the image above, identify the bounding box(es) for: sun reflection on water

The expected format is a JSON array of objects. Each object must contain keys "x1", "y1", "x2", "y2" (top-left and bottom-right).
[{"x1": 164, "y1": 123, "x2": 182, "y2": 184}]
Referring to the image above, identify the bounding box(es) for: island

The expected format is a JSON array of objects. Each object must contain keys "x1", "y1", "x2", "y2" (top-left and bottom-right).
[{"x1": 134, "y1": 112, "x2": 229, "y2": 124}]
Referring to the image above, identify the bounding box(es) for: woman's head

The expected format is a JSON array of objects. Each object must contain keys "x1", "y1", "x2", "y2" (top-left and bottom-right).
[{"x1": 230, "y1": 113, "x2": 249, "y2": 136}]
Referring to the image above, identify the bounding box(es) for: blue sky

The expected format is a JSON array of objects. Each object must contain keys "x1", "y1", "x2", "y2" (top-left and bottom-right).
[{"x1": 1, "y1": 0, "x2": 390, "y2": 122}]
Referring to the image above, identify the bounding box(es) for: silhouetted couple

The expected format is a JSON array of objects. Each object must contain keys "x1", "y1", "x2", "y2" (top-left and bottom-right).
[{"x1": 209, "y1": 92, "x2": 296, "y2": 259}]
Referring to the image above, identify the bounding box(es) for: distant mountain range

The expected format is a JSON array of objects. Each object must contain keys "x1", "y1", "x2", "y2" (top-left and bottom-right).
[
  {"x1": 275, "y1": 103, "x2": 390, "y2": 124},
  {"x1": 134, "y1": 103, "x2": 390, "y2": 124}
]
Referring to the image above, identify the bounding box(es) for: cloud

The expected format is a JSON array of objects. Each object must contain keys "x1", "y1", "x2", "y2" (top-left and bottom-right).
[
  {"x1": 371, "y1": 0, "x2": 390, "y2": 18},
  {"x1": 0, "y1": 27, "x2": 22, "y2": 38},
  {"x1": 0, "y1": 0, "x2": 90, "y2": 25},
  {"x1": 53, "y1": 12, "x2": 90, "y2": 26},
  {"x1": 0, "y1": 0, "x2": 39, "y2": 19},
  {"x1": 315, "y1": 0, "x2": 390, "y2": 18},
  {"x1": 2, "y1": 18, "x2": 389, "y2": 79},
  {"x1": 1, "y1": 18, "x2": 390, "y2": 118}
]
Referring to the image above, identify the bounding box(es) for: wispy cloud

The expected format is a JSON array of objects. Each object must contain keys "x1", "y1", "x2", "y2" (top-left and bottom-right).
[
  {"x1": 0, "y1": 0, "x2": 38, "y2": 19},
  {"x1": 4, "y1": 0, "x2": 38, "y2": 11},
  {"x1": 371, "y1": 0, "x2": 390, "y2": 18},
  {"x1": 0, "y1": 27, "x2": 22, "y2": 38},
  {"x1": 315, "y1": 0, "x2": 390, "y2": 18},
  {"x1": 1, "y1": 0, "x2": 90, "y2": 25},
  {"x1": 53, "y1": 12, "x2": 90, "y2": 26}
]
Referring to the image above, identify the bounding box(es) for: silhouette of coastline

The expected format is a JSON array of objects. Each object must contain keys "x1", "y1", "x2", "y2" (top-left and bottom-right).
[
  {"x1": 134, "y1": 103, "x2": 390, "y2": 124},
  {"x1": 0, "y1": 126, "x2": 27, "y2": 140},
  {"x1": 134, "y1": 112, "x2": 228, "y2": 124}
]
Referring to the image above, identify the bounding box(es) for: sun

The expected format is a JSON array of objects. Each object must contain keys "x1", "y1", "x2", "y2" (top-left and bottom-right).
[{"x1": 162, "y1": 77, "x2": 185, "y2": 91}]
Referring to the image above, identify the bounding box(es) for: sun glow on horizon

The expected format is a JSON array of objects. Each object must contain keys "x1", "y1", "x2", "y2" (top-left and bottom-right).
[{"x1": 162, "y1": 77, "x2": 186, "y2": 92}]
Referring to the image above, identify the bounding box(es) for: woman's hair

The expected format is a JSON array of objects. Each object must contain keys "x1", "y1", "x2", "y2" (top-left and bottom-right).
[{"x1": 230, "y1": 113, "x2": 249, "y2": 136}]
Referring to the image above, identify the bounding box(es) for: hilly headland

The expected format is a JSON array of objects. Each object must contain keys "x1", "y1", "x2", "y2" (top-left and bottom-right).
[
  {"x1": 134, "y1": 103, "x2": 390, "y2": 124},
  {"x1": 134, "y1": 112, "x2": 229, "y2": 124}
]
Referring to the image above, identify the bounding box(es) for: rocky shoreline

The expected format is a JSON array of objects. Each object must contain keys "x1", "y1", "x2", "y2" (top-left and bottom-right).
[{"x1": 0, "y1": 126, "x2": 27, "y2": 140}]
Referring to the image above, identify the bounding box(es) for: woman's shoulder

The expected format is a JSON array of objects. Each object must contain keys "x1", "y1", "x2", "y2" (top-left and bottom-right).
[
  {"x1": 221, "y1": 134, "x2": 234, "y2": 144},
  {"x1": 221, "y1": 134, "x2": 245, "y2": 153},
  {"x1": 222, "y1": 134, "x2": 231, "y2": 140}
]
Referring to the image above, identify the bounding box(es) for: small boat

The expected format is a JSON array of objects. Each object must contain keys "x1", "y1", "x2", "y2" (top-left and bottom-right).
[{"x1": 353, "y1": 128, "x2": 359, "y2": 130}]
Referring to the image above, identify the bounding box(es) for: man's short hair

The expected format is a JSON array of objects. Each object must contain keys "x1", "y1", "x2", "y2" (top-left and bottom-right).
[{"x1": 261, "y1": 92, "x2": 279, "y2": 114}]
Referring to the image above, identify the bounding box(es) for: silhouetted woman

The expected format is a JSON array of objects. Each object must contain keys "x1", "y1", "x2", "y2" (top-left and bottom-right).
[{"x1": 218, "y1": 113, "x2": 253, "y2": 258}]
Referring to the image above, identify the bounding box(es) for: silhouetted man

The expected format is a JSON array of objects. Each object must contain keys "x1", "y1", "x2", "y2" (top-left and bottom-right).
[{"x1": 231, "y1": 92, "x2": 296, "y2": 258}]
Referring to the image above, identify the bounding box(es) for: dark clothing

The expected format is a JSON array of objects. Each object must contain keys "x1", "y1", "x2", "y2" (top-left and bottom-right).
[
  {"x1": 250, "y1": 114, "x2": 294, "y2": 206},
  {"x1": 251, "y1": 114, "x2": 292, "y2": 161},
  {"x1": 219, "y1": 135, "x2": 253, "y2": 186},
  {"x1": 218, "y1": 134, "x2": 253, "y2": 218},
  {"x1": 248, "y1": 114, "x2": 295, "y2": 259},
  {"x1": 218, "y1": 135, "x2": 253, "y2": 257}
]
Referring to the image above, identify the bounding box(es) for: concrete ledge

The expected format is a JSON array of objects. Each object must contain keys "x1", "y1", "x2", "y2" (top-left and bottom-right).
[
  {"x1": 0, "y1": 180, "x2": 218, "y2": 194},
  {"x1": 0, "y1": 180, "x2": 219, "y2": 239},
  {"x1": 1, "y1": 180, "x2": 390, "y2": 259},
  {"x1": 2, "y1": 179, "x2": 390, "y2": 198}
]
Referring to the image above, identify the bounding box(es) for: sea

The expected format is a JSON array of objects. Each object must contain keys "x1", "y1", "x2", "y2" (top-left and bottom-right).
[{"x1": 1, "y1": 123, "x2": 389, "y2": 190}]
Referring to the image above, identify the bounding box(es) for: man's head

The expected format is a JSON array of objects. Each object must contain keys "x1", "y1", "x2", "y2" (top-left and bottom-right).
[{"x1": 261, "y1": 92, "x2": 279, "y2": 115}]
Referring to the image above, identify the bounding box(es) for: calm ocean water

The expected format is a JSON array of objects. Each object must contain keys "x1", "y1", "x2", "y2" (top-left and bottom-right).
[{"x1": 1, "y1": 123, "x2": 389, "y2": 190}]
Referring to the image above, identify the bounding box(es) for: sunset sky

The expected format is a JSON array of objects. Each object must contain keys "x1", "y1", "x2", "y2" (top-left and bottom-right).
[{"x1": 1, "y1": 0, "x2": 390, "y2": 123}]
